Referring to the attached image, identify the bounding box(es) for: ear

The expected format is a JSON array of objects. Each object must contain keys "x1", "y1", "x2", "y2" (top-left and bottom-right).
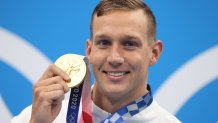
[
  {"x1": 86, "y1": 39, "x2": 92, "y2": 61},
  {"x1": 149, "y1": 40, "x2": 163, "y2": 66}
]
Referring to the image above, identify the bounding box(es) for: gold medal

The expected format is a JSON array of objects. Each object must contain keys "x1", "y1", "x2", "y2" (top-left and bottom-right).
[{"x1": 54, "y1": 54, "x2": 86, "y2": 88}]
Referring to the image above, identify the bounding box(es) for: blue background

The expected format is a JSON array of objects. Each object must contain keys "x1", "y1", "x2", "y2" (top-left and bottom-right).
[{"x1": 0, "y1": 0, "x2": 218, "y2": 122}]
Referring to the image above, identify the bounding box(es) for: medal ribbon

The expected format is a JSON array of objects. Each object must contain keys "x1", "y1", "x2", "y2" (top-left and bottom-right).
[
  {"x1": 79, "y1": 57, "x2": 92, "y2": 123},
  {"x1": 66, "y1": 57, "x2": 92, "y2": 123},
  {"x1": 66, "y1": 83, "x2": 83, "y2": 123},
  {"x1": 100, "y1": 85, "x2": 153, "y2": 123}
]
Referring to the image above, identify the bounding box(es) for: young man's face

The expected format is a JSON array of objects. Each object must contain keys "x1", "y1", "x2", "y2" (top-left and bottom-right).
[{"x1": 87, "y1": 9, "x2": 157, "y2": 100}]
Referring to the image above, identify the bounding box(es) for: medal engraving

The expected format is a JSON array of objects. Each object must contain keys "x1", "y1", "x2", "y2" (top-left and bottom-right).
[{"x1": 55, "y1": 54, "x2": 86, "y2": 88}]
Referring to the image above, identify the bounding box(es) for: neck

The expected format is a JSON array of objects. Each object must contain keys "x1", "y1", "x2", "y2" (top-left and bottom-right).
[{"x1": 92, "y1": 85, "x2": 148, "y2": 113}]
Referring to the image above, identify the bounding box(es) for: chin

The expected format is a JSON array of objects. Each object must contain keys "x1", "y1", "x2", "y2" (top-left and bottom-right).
[{"x1": 103, "y1": 85, "x2": 127, "y2": 97}]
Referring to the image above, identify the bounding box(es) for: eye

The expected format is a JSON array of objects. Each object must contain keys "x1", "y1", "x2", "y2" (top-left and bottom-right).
[
  {"x1": 123, "y1": 40, "x2": 139, "y2": 50},
  {"x1": 95, "y1": 39, "x2": 111, "y2": 49}
]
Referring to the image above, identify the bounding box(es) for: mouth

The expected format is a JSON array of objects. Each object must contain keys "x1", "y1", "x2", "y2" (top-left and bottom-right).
[{"x1": 102, "y1": 70, "x2": 130, "y2": 81}]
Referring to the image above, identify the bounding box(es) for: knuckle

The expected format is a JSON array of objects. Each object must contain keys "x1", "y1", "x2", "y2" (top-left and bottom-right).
[
  {"x1": 58, "y1": 90, "x2": 65, "y2": 95},
  {"x1": 33, "y1": 87, "x2": 41, "y2": 97},
  {"x1": 47, "y1": 64, "x2": 55, "y2": 73},
  {"x1": 38, "y1": 92, "x2": 46, "y2": 101},
  {"x1": 55, "y1": 76, "x2": 65, "y2": 85},
  {"x1": 55, "y1": 76, "x2": 62, "y2": 81},
  {"x1": 56, "y1": 84, "x2": 64, "y2": 91},
  {"x1": 48, "y1": 64, "x2": 55, "y2": 69},
  {"x1": 57, "y1": 84, "x2": 63, "y2": 89},
  {"x1": 32, "y1": 83, "x2": 39, "y2": 91}
]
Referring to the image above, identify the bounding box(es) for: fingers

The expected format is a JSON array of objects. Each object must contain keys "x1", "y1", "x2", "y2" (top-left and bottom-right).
[
  {"x1": 35, "y1": 76, "x2": 69, "y2": 93},
  {"x1": 35, "y1": 89, "x2": 65, "y2": 104},
  {"x1": 33, "y1": 76, "x2": 70, "y2": 104},
  {"x1": 33, "y1": 64, "x2": 70, "y2": 104},
  {"x1": 39, "y1": 64, "x2": 70, "y2": 82}
]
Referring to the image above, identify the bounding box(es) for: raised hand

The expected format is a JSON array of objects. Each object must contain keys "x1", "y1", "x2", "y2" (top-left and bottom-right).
[{"x1": 30, "y1": 64, "x2": 70, "y2": 123}]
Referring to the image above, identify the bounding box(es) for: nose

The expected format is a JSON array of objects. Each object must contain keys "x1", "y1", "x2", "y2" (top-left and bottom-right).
[{"x1": 107, "y1": 46, "x2": 124, "y2": 67}]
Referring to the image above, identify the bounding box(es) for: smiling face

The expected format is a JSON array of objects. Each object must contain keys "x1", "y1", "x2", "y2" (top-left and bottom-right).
[{"x1": 87, "y1": 9, "x2": 160, "y2": 102}]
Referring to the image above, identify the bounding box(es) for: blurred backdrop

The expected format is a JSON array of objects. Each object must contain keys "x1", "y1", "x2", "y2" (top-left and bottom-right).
[{"x1": 0, "y1": 0, "x2": 218, "y2": 122}]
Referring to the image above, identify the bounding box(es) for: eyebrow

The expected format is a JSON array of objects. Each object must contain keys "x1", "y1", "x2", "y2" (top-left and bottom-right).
[
  {"x1": 122, "y1": 35, "x2": 140, "y2": 41},
  {"x1": 94, "y1": 34, "x2": 141, "y2": 40},
  {"x1": 94, "y1": 34, "x2": 110, "y2": 39}
]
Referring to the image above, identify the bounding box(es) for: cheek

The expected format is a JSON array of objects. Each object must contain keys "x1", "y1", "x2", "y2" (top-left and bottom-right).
[
  {"x1": 89, "y1": 49, "x2": 105, "y2": 66},
  {"x1": 129, "y1": 57, "x2": 150, "y2": 79},
  {"x1": 128, "y1": 54, "x2": 148, "y2": 69},
  {"x1": 89, "y1": 48, "x2": 97, "y2": 65}
]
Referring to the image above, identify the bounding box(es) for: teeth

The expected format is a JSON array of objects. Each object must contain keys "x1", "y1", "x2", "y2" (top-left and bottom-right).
[{"x1": 108, "y1": 72, "x2": 125, "y2": 77}]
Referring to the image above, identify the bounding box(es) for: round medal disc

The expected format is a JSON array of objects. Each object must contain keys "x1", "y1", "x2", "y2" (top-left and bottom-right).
[{"x1": 54, "y1": 54, "x2": 86, "y2": 88}]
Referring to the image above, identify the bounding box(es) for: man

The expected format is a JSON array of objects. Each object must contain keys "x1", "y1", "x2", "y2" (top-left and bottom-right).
[{"x1": 11, "y1": 0, "x2": 181, "y2": 122}]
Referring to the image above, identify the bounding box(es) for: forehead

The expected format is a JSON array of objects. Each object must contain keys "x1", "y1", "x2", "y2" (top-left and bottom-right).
[{"x1": 92, "y1": 9, "x2": 148, "y2": 39}]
